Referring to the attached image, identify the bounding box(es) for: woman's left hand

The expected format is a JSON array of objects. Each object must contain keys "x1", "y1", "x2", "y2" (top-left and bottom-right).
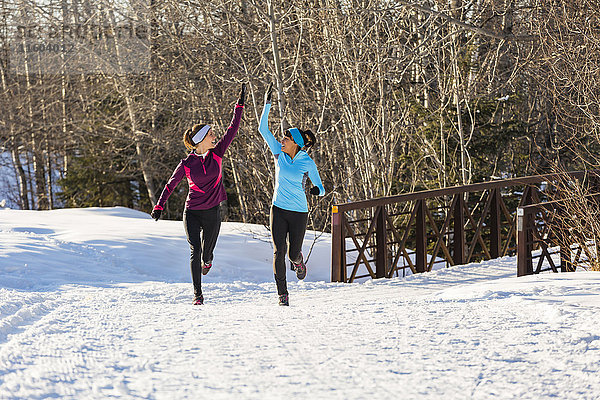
[{"x1": 238, "y1": 83, "x2": 246, "y2": 106}]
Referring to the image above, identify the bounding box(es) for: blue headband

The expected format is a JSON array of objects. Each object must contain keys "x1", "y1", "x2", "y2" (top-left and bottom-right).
[{"x1": 288, "y1": 128, "x2": 304, "y2": 148}]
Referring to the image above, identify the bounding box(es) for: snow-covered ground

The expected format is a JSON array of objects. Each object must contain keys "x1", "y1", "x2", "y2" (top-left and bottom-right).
[{"x1": 1, "y1": 207, "x2": 599, "y2": 399}]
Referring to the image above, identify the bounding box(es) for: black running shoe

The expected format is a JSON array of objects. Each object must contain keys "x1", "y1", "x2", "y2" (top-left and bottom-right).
[
  {"x1": 193, "y1": 294, "x2": 204, "y2": 305},
  {"x1": 202, "y1": 262, "x2": 212, "y2": 276},
  {"x1": 290, "y1": 254, "x2": 307, "y2": 280},
  {"x1": 278, "y1": 294, "x2": 289, "y2": 306}
]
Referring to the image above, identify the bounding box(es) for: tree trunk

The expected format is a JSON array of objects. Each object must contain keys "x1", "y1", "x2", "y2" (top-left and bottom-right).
[
  {"x1": 10, "y1": 138, "x2": 30, "y2": 210},
  {"x1": 107, "y1": 4, "x2": 158, "y2": 206},
  {"x1": 451, "y1": 33, "x2": 469, "y2": 185}
]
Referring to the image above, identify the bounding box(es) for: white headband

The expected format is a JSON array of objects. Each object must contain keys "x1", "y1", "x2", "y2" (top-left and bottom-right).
[{"x1": 192, "y1": 125, "x2": 211, "y2": 145}]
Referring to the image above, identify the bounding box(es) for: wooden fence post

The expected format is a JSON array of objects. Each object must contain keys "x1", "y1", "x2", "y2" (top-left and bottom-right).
[
  {"x1": 331, "y1": 206, "x2": 344, "y2": 282},
  {"x1": 490, "y1": 188, "x2": 502, "y2": 258},
  {"x1": 375, "y1": 205, "x2": 387, "y2": 279},
  {"x1": 416, "y1": 199, "x2": 427, "y2": 273},
  {"x1": 453, "y1": 193, "x2": 465, "y2": 265},
  {"x1": 517, "y1": 207, "x2": 533, "y2": 276}
]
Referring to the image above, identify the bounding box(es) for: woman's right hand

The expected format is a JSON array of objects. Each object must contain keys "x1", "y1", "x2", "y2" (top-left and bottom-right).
[
  {"x1": 264, "y1": 83, "x2": 273, "y2": 104},
  {"x1": 150, "y1": 209, "x2": 161, "y2": 221}
]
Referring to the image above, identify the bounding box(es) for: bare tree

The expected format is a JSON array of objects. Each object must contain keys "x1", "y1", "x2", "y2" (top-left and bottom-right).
[{"x1": 1, "y1": 0, "x2": 597, "y2": 240}]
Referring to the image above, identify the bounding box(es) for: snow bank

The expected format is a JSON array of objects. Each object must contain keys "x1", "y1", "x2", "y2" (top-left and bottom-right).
[{"x1": 0, "y1": 207, "x2": 332, "y2": 290}]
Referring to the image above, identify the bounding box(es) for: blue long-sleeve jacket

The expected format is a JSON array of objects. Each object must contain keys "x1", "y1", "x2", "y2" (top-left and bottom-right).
[{"x1": 259, "y1": 103, "x2": 325, "y2": 213}]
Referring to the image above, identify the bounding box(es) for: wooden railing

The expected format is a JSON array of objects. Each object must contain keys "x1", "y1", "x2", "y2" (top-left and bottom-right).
[
  {"x1": 516, "y1": 200, "x2": 568, "y2": 276},
  {"x1": 330, "y1": 172, "x2": 591, "y2": 283},
  {"x1": 517, "y1": 193, "x2": 600, "y2": 276}
]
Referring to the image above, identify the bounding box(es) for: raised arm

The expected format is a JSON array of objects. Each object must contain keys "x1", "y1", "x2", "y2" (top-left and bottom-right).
[
  {"x1": 214, "y1": 83, "x2": 246, "y2": 157},
  {"x1": 258, "y1": 83, "x2": 282, "y2": 155}
]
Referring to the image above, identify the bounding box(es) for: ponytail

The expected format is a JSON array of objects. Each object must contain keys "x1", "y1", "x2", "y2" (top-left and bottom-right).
[
  {"x1": 301, "y1": 129, "x2": 316, "y2": 150},
  {"x1": 183, "y1": 124, "x2": 203, "y2": 150}
]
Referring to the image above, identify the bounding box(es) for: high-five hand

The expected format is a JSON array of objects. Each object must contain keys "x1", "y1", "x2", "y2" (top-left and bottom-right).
[
  {"x1": 264, "y1": 83, "x2": 273, "y2": 104},
  {"x1": 238, "y1": 83, "x2": 247, "y2": 106}
]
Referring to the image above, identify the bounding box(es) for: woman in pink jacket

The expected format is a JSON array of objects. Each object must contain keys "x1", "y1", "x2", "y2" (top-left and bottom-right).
[{"x1": 150, "y1": 84, "x2": 245, "y2": 305}]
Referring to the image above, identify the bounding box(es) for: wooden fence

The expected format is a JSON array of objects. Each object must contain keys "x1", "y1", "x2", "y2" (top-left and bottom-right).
[
  {"x1": 517, "y1": 193, "x2": 600, "y2": 276},
  {"x1": 330, "y1": 172, "x2": 591, "y2": 283}
]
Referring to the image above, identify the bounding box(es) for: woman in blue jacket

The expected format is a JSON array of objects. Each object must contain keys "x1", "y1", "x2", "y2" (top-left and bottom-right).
[{"x1": 258, "y1": 84, "x2": 325, "y2": 306}]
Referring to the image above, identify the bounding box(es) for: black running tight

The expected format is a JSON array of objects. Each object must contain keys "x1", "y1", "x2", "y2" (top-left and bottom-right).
[
  {"x1": 270, "y1": 205, "x2": 308, "y2": 295},
  {"x1": 183, "y1": 205, "x2": 221, "y2": 297}
]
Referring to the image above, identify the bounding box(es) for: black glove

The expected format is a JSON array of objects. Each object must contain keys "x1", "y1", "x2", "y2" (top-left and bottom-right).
[
  {"x1": 264, "y1": 83, "x2": 273, "y2": 104},
  {"x1": 237, "y1": 83, "x2": 246, "y2": 106},
  {"x1": 150, "y1": 209, "x2": 162, "y2": 221},
  {"x1": 310, "y1": 186, "x2": 320, "y2": 196}
]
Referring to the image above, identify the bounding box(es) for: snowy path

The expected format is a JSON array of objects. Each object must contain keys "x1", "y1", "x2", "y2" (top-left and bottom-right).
[
  {"x1": 1, "y1": 208, "x2": 600, "y2": 399},
  {"x1": 2, "y1": 267, "x2": 600, "y2": 399}
]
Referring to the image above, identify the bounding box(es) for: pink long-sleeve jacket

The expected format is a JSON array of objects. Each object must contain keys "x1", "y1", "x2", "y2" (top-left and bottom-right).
[{"x1": 153, "y1": 104, "x2": 243, "y2": 211}]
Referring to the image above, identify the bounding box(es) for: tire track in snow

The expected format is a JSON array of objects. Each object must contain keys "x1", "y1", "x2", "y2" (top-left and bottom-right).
[
  {"x1": 253, "y1": 292, "x2": 402, "y2": 399},
  {"x1": 0, "y1": 285, "x2": 160, "y2": 399},
  {"x1": 257, "y1": 314, "x2": 332, "y2": 389},
  {"x1": 0, "y1": 293, "x2": 64, "y2": 345},
  {"x1": 0, "y1": 289, "x2": 86, "y2": 400}
]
